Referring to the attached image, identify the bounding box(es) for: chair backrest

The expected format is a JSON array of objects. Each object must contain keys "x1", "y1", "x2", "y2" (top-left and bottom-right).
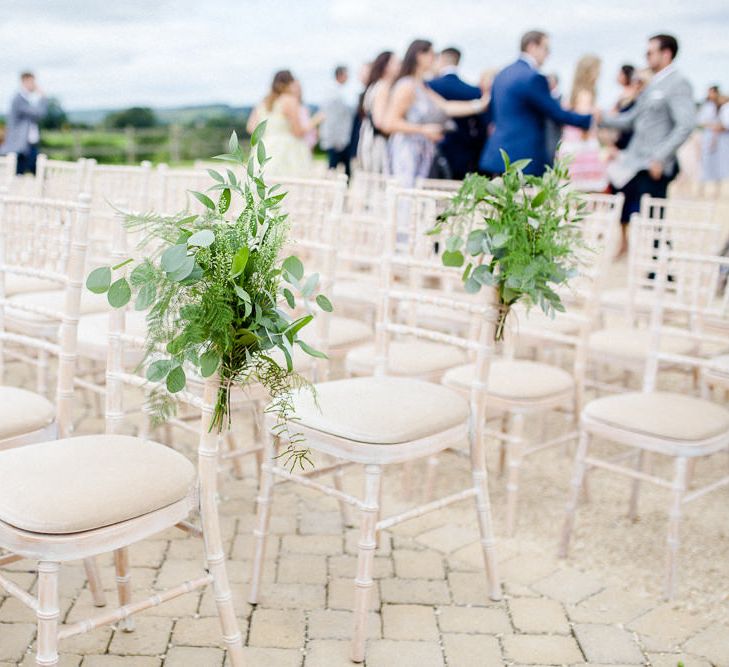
[
  {"x1": 34, "y1": 156, "x2": 89, "y2": 200},
  {"x1": 0, "y1": 194, "x2": 91, "y2": 436},
  {"x1": 640, "y1": 195, "x2": 717, "y2": 227},
  {"x1": 154, "y1": 164, "x2": 210, "y2": 215},
  {"x1": 347, "y1": 170, "x2": 393, "y2": 216},
  {"x1": 0, "y1": 154, "x2": 17, "y2": 189},
  {"x1": 627, "y1": 214, "x2": 721, "y2": 312},
  {"x1": 414, "y1": 177, "x2": 463, "y2": 192},
  {"x1": 375, "y1": 195, "x2": 500, "y2": 414},
  {"x1": 643, "y1": 250, "x2": 729, "y2": 393},
  {"x1": 104, "y1": 213, "x2": 220, "y2": 503}
]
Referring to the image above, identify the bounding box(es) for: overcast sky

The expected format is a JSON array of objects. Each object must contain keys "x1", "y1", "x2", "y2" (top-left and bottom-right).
[{"x1": 2, "y1": 0, "x2": 728, "y2": 112}]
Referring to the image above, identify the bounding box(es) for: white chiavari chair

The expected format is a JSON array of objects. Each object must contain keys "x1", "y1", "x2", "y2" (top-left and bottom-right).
[
  {"x1": 0, "y1": 153, "x2": 17, "y2": 190},
  {"x1": 34, "y1": 155, "x2": 89, "y2": 200},
  {"x1": 440, "y1": 198, "x2": 619, "y2": 534},
  {"x1": 0, "y1": 302, "x2": 245, "y2": 665},
  {"x1": 345, "y1": 186, "x2": 473, "y2": 379},
  {"x1": 600, "y1": 195, "x2": 720, "y2": 320},
  {"x1": 0, "y1": 192, "x2": 109, "y2": 611},
  {"x1": 248, "y1": 248, "x2": 502, "y2": 663},
  {"x1": 560, "y1": 250, "x2": 729, "y2": 599},
  {"x1": 589, "y1": 211, "x2": 724, "y2": 394},
  {"x1": 414, "y1": 176, "x2": 463, "y2": 192}
]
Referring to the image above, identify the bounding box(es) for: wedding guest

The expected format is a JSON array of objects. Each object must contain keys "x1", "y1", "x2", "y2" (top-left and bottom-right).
[
  {"x1": 698, "y1": 86, "x2": 725, "y2": 186},
  {"x1": 428, "y1": 46, "x2": 488, "y2": 179},
  {"x1": 479, "y1": 30, "x2": 593, "y2": 177},
  {"x1": 290, "y1": 79, "x2": 317, "y2": 151},
  {"x1": 384, "y1": 39, "x2": 489, "y2": 187},
  {"x1": 1, "y1": 72, "x2": 47, "y2": 175},
  {"x1": 558, "y1": 54, "x2": 607, "y2": 191},
  {"x1": 349, "y1": 62, "x2": 371, "y2": 166},
  {"x1": 358, "y1": 51, "x2": 399, "y2": 174},
  {"x1": 600, "y1": 34, "x2": 696, "y2": 257},
  {"x1": 319, "y1": 65, "x2": 354, "y2": 177},
  {"x1": 613, "y1": 65, "x2": 637, "y2": 150},
  {"x1": 544, "y1": 73, "x2": 563, "y2": 164},
  {"x1": 247, "y1": 70, "x2": 323, "y2": 177}
]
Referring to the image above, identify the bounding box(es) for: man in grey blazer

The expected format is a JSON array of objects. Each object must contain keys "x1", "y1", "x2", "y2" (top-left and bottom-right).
[
  {"x1": 1, "y1": 72, "x2": 47, "y2": 175},
  {"x1": 600, "y1": 34, "x2": 695, "y2": 257}
]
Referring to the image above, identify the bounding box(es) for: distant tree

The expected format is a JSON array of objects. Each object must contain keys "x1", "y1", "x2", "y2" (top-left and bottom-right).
[
  {"x1": 41, "y1": 97, "x2": 68, "y2": 130},
  {"x1": 105, "y1": 106, "x2": 158, "y2": 129}
]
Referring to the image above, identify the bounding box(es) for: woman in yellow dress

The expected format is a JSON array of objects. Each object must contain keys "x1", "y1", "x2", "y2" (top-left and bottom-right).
[{"x1": 247, "y1": 70, "x2": 323, "y2": 177}]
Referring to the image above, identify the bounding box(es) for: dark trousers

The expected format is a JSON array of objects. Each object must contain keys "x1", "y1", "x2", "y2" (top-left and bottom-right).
[
  {"x1": 618, "y1": 167, "x2": 677, "y2": 224},
  {"x1": 327, "y1": 147, "x2": 351, "y2": 178},
  {"x1": 16, "y1": 144, "x2": 39, "y2": 175}
]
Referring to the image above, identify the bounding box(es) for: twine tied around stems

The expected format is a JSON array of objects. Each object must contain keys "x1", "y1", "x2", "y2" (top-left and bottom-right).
[{"x1": 494, "y1": 302, "x2": 511, "y2": 342}]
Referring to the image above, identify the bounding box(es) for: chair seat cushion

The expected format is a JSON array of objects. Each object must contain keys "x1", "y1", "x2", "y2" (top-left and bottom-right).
[
  {"x1": 5, "y1": 275, "x2": 61, "y2": 297},
  {"x1": 291, "y1": 376, "x2": 469, "y2": 444},
  {"x1": 600, "y1": 287, "x2": 653, "y2": 310},
  {"x1": 0, "y1": 386, "x2": 55, "y2": 440},
  {"x1": 512, "y1": 305, "x2": 581, "y2": 335},
  {"x1": 588, "y1": 327, "x2": 694, "y2": 360},
  {"x1": 346, "y1": 340, "x2": 467, "y2": 376},
  {"x1": 332, "y1": 279, "x2": 378, "y2": 306},
  {"x1": 443, "y1": 359, "x2": 574, "y2": 399},
  {"x1": 76, "y1": 311, "x2": 148, "y2": 361},
  {"x1": 0, "y1": 434, "x2": 196, "y2": 534},
  {"x1": 329, "y1": 316, "x2": 372, "y2": 348},
  {"x1": 584, "y1": 392, "x2": 729, "y2": 442},
  {"x1": 707, "y1": 354, "x2": 729, "y2": 377},
  {"x1": 7, "y1": 289, "x2": 109, "y2": 325}
]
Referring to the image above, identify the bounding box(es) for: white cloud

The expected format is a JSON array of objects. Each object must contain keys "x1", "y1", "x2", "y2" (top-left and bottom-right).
[{"x1": 1, "y1": 0, "x2": 727, "y2": 112}]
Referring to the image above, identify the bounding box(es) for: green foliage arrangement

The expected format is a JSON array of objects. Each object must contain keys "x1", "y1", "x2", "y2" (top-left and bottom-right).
[
  {"x1": 87, "y1": 124, "x2": 331, "y2": 468},
  {"x1": 428, "y1": 151, "x2": 585, "y2": 341}
]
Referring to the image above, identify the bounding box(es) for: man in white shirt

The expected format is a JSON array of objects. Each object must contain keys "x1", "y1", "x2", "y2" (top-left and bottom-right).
[
  {"x1": 319, "y1": 65, "x2": 354, "y2": 177},
  {"x1": 1, "y1": 72, "x2": 47, "y2": 174}
]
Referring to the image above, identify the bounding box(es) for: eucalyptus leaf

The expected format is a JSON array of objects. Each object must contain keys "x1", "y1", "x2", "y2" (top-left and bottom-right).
[
  {"x1": 187, "y1": 229, "x2": 215, "y2": 247},
  {"x1": 107, "y1": 278, "x2": 131, "y2": 307},
  {"x1": 250, "y1": 120, "x2": 267, "y2": 147},
  {"x1": 135, "y1": 282, "x2": 156, "y2": 310},
  {"x1": 207, "y1": 169, "x2": 224, "y2": 183},
  {"x1": 199, "y1": 350, "x2": 220, "y2": 377},
  {"x1": 166, "y1": 365, "x2": 186, "y2": 393},
  {"x1": 442, "y1": 250, "x2": 465, "y2": 267},
  {"x1": 86, "y1": 267, "x2": 111, "y2": 294},
  {"x1": 283, "y1": 288, "x2": 295, "y2": 309},
  {"x1": 282, "y1": 255, "x2": 304, "y2": 281},
  {"x1": 218, "y1": 188, "x2": 231, "y2": 214},
  {"x1": 231, "y1": 247, "x2": 250, "y2": 278},
  {"x1": 167, "y1": 255, "x2": 195, "y2": 282},
  {"x1": 147, "y1": 359, "x2": 174, "y2": 382},
  {"x1": 161, "y1": 244, "x2": 189, "y2": 273},
  {"x1": 297, "y1": 339, "x2": 327, "y2": 359}
]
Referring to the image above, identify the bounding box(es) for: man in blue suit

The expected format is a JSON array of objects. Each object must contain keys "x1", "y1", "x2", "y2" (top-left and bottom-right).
[
  {"x1": 428, "y1": 47, "x2": 488, "y2": 179},
  {"x1": 480, "y1": 31, "x2": 593, "y2": 176}
]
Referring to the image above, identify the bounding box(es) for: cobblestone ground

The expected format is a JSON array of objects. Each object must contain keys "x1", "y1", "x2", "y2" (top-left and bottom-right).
[
  {"x1": 2, "y1": 190, "x2": 729, "y2": 666},
  {"x1": 1, "y1": 417, "x2": 728, "y2": 666}
]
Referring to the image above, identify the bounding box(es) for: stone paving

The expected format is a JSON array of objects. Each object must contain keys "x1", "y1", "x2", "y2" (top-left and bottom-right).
[{"x1": 1, "y1": 438, "x2": 728, "y2": 666}]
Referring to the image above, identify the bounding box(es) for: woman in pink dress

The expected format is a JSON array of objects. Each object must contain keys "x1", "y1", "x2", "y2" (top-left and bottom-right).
[{"x1": 559, "y1": 55, "x2": 608, "y2": 192}]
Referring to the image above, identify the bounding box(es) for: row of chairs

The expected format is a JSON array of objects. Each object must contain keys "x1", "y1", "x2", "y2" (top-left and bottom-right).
[{"x1": 0, "y1": 162, "x2": 726, "y2": 663}]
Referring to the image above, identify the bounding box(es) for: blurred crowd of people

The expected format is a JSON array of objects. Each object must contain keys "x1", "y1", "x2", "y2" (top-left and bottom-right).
[{"x1": 248, "y1": 30, "x2": 720, "y2": 258}]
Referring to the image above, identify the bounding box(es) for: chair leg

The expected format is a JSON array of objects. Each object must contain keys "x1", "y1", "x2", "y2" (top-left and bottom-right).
[
  {"x1": 113, "y1": 548, "x2": 134, "y2": 631},
  {"x1": 201, "y1": 516, "x2": 244, "y2": 666},
  {"x1": 351, "y1": 464, "x2": 382, "y2": 663},
  {"x1": 83, "y1": 558, "x2": 106, "y2": 607},
  {"x1": 559, "y1": 430, "x2": 590, "y2": 558},
  {"x1": 665, "y1": 457, "x2": 688, "y2": 600},
  {"x1": 36, "y1": 561, "x2": 60, "y2": 667},
  {"x1": 36, "y1": 349, "x2": 49, "y2": 397},
  {"x1": 505, "y1": 412, "x2": 525, "y2": 537},
  {"x1": 225, "y1": 430, "x2": 245, "y2": 479},
  {"x1": 469, "y1": 411, "x2": 501, "y2": 601},
  {"x1": 331, "y1": 457, "x2": 354, "y2": 528},
  {"x1": 628, "y1": 450, "x2": 648, "y2": 521},
  {"x1": 424, "y1": 454, "x2": 439, "y2": 501},
  {"x1": 401, "y1": 460, "x2": 414, "y2": 500},
  {"x1": 249, "y1": 430, "x2": 276, "y2": 604},
  {"x1": 498, "y1": 412, "x2": 509, "y2": 476}
]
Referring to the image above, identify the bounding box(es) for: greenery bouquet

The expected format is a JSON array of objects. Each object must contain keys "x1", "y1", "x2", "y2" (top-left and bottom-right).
[
  {"x1": 429, "y1": 151, "x2": 585, "y2": 341},
  {"x1": 87, "y1": 124, "x2": 330, "y2": 466}
]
